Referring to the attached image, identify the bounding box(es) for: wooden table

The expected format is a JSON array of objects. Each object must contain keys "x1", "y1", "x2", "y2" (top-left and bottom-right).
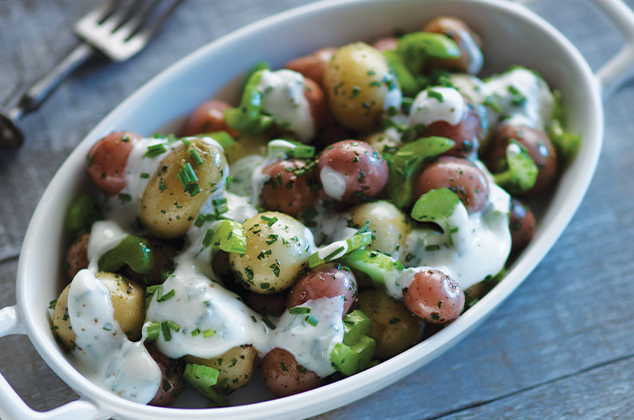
[{"x1": 2, "y1": 0, "x2": 634, "y2": 418}]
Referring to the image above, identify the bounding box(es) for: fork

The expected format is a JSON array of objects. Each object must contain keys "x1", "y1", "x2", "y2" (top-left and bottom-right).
[{"x1": 0, "y1": 0, "x2": 185, "y2": 150}]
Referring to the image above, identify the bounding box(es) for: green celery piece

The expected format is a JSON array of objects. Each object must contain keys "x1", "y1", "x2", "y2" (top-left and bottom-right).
[
  {"x1": 212, "y1": 220, "x2": 247, "y2": 254},
  {"x1": 330, "y1": 335, "x2": 377, "y2": 377},
  {"x1": 224, "y1": 70, "x2": 274, "y2": 135},
  {"x1": 410, "y1": 187, "x2": 461, "y2": 246},
  {"x1": 396, "y1": 32, "x2": 461, "y2": 74},
  {"x1": 98, "y1": 235, "x2": 154, "y2": 275},
  {"x1": 65, "y1": 194, "x2": 102, "y2": 234},
  {"x1": 493, "y1": 140, "x2": 539, "y2": 195},
  {"x1": 352, "y1": 335, "x2": 377, "y2": 371},
  {"x1": 207, "y1": 131, "x2": 236, "y2": 150},
  {"x1": 339, "y1": 249, "x2": 404, "y2": 290},
  {"x1": 183, "y1": 363, "x2": 230, "y2": 407},
  {"x1": 383, "y1": 49, "x2": 421, "y2": 97},
  {"x1": 308, "y1": 225, "x2": 373, "y2": 268},
  {"x1": 387, "y1": 136, "x2": 455, "y2": 209},
  {"x1": 245, "y1": 61, "x2": 270, "y2": 82},
  {"x1": 342, "y1": 310, "x2": 372, "y2": 346}
]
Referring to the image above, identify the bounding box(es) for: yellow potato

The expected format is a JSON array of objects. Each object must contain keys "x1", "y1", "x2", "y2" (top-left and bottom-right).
[
  {"x1": 52, "y1": 271, "x2": 145, "y2": 350},
  {"x1": 355, "y1": 289, "x2": 423, "y2": 360},
  {"x1": 185, "y1": 345, "x2": 256, "y2": 394},
  {"x1": 230, "y1": 212, "x2": 312, "y2": 294},
  {"x1": 324, "y1": 42, "x2": 400, "y2": 132},
  {"x1": 140, "y1": 138, "x2": 228, "y2": 239},
  {"x1": 224, "y1": 133, "x2": 268, "y2": 164}
]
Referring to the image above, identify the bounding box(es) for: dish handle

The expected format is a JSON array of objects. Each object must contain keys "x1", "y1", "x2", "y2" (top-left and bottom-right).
[{"x1": 0, "y1": 306, "x2": 107, "y2": 420}]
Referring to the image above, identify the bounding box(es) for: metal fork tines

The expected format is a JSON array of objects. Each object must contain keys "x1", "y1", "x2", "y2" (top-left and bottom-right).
[{"x1": 75, "y1": 0, "x2": 185, "y2": 62}]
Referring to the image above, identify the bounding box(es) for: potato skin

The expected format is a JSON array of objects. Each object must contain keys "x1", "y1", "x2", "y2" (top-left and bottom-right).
[
  {"x1": 260, "y1": 159, "x2": 319, "y2": 218},
  {"x1": 355, "y1": 289, "x2": 422, "y2": 360},
  {"x1": 324, "y1": 42, "x2": 399, "y2": 132},
  {"x1": 284, "y1": 47, "x2": 336, "y2": 88},
  {"x1": 146, "y1": 344, "x2": 186, "y2": 407},
  {"x1": 346, "y1": 201, "x2": 411, "y2": 257},
  {"x1": 509, "y1": 198, "x2": 536, "y2": 250},
  {"x1": 317, "y1": 140, "x2": 389, "y2": 203},
  {"x1": 185, "y1": 345, "x2": 257, "y2": 394},
  {"x1": 86, "y1": 131, "x2": 141, "y2": 196},
  {"x1": 52, "y1": 271, "x2": 146, "y2": 350},
  {"x1": 260, "y1": 348, "x2": 323, "y2": 397},
  {"x1": 139, "y1": 138, "x2": 228, "y2": 239},
  {"x1": 183, "y1": 99, "x2": 238, "y2": 138},
  {"x1": 303, "y1": 77, "x2": 328, "y2": 131},
  {"x1": 414, "y1": 156, "x2": 489, "y2": 213},
  {"x1": 402, "y1": 269, "x2": 465, "y2": 324},
  {"x1": 65, "y1": 232, "x2": 90, "y2": 281},
  {"x1": 486, "y1": 125, "x2": 558, "y2": 196},
  {"x1": 423, "y1": 16, "x2": 482, "y2": 74},
  {"x1": 230, "y1": 212, "x2": 312, "y2": 294},
  {"x1": 286, "y1": 263, "x2": 357, "y2": 316},
  {"x1": 372, "y1": 36, "x2": 398, "y2": 52}
]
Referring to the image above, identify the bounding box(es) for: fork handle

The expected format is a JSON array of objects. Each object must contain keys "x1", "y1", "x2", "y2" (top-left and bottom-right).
[{"x1": 10, "y1": 43, "x2": 96, "y2": 121}]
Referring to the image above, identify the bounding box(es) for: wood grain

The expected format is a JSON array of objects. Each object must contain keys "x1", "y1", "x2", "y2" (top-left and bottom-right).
[{"x1": 2, "y1": 0, "x2": 634, "y2": 419}]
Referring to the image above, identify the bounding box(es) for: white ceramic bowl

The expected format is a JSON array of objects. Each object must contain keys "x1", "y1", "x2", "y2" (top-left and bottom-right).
[{"x1": 3, "y1": 0, "x2": 634, "y2": 419}]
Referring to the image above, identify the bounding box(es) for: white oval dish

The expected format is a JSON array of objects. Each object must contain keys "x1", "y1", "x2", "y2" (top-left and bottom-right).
[{"x1": 4, "y1": 0, "x2": 634, "y2": 419}]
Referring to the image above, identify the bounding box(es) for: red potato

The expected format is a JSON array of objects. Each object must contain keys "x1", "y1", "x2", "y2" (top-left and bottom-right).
[
  {"x1": 423, "y1": 16, "x2": 483, "y2": 74},
  {"x1": 421, "y1": 97, "x2": 484, "y2": 158},
  {"x1": 284, "y1": 47, "x2": 336, "y2": 88},
  {"x1": 146, "y1": 344, "x2": 186, "y2": 407},
  {"x1": 260, "y1": 348, "x2": 323, "y2": 397},
  {"x1": 372, "y1": 36, "x2": 398, "y2": 52},
  {"x1": 313, "y1": 114, "x2": 356, "y2": 149},
  {"x1": 403, "y1": 268, "x2": 464, "y2": 324},
  {"x1": 509, "y1": 198, "x2": 536, "y2": 250},
  {"x1": 245, "y1": 291, "x2": 288, "y2": 316},
  {"x1": 65, "y1": 232, "x2": 90, "y2": 281},
  {"x1": 183, "y1": 99, "x2": 239, "y2": 138},
  {"x1": 86, "y1": 131, "x2": 141, "y2": 196},
  {"x1": 286, "y1": 263, "x2": 358, "y2": 316},
  {"x1": 414, "y1": 156, "x2": 489, "y2": 213},
  {"x1": 486, "y1": 124, "x2": 558, "y2": 196},
  {"x1": 303, "y1": 77, "x2": 328, "y2": 131},
  {"x1": 260, "y1": 159, "x2": 319, "y2": 218},
  {"x1": 317, "y1": 140, "x2": 389, "y2": 204}
]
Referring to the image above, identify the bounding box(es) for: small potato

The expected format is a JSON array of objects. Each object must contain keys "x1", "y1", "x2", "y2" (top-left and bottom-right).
[
  {"x1": 230, "y1": 212, "x2": 312, "y2": 294},
  {"x1": 372, "y1": 36, "x2": 398, "y2": 52},
  {"x1": 509, "y1": 198, "x2": 536, "y2": 250},
  {"x1": 65, "y1": 232, "x2": 90, "y2": 281},
  {"x1": 139, "y1": 138, "x2": 228, "y2": 239},
  {"x1": 286, "y1": 263, "x2": 358, "y2": 316},
  {"x1": 364, "y1": 131, "x2": 401, "y2": 156},
  {"x1": 423, "y1": 16, "x2": 483, "y2": 74},
  {"x1": 245, "y1": 291, "x2": 288, "y2": 316},
  {"x1": 260, "y1": 348, "x2": 323, "y2": 397},
  {"x1": 303, "y1": 77, "x2": 328, "y2": 131},
  {"x1": 324, "y1": 42, "x2": 400, "y2": 132},
  {"x1": 486, "y1": 125, "x2": 558, "y2": 196},
  {"x1": 414, "y1": 156, "x2": 489, "y2": 214},
  {"x1": 313, "y1": 114, "x2": 356, "y2": 149},
  {"x1": 146, "y1": 344, "x2": 186, "y2": 407},
  {"x1": 402, "y1": 268, "x2": 464, "y2": 324},
  {"x1": 260, "y1": 159, "x2": 319, "y2": 218},
  {"x1": 52, "y1": 271, "x2": 146, "y2": 350},
  {"x1": 284, "y1": 47, "x2": 336, "y2": 88},
  {"x1": 185, "y1": 345, "x2": 257, "y2": 395},
  {"x1": 183, "y1": 99, "x2": 239, "y2": 138},
  {"x1": 355, "y1": 289, "x2": 423, "y2": 360},
  {"x1": 86, "y1": 131, "x2": 141, "y2": 196},
  {"x1": 346, "y1": 201, "x2": 412, "y2": 257},
  {"x1": 317, "y1": 140, "x2": 389, "y2": 203}
]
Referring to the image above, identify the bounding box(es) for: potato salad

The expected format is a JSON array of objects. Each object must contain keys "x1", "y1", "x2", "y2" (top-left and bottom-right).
[{"x1": 51, "y1": 16, "x2": 579, "y2": 407}]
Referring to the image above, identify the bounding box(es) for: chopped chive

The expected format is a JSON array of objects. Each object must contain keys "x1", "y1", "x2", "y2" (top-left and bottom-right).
[
  {"x1": 157, "y1": 288, "x2": 176, "y2": 302},
  {"x1": 161, "y1": 321, "x2": 172, "y2": 341},
  {"x1": 168, "y1": 321, "x2": 180, "y2": 332},
  {"x1": 85, "y1": 154, "x2": 93, "y2": 167},
  {"x1": 213, "y1": 197, "x2": 229, "y2": 214},
  {"x1": 425, "y1": 244, "x2": 440, "y2": 251},
  {"x1": 251, "y1": 316, "x2": 258, "y2": 323},
  {"x1": 182, "y1": 138, "x2": 191, "y2": 146},
  {"x1": 261, "y1": 314, "x2": 276, "y2": 330},
  {"x1": 305, "y1": 315, "x2": 319, "y2": 326},
  {"x1": 144, "y1": 143, "x2": 167, "y2": 158},
  {"x1": 191, "y1": 328, "x2": 201, "y2": 336},
  {"x1": 145, "y1": 322, "x2": 161, "y2": 343},
  {"x1": 194, "y1": 214, "x2": 207, "y2": 228},
  {"x1": 427, "y1": 88, "x2": 444, "y2": 103},
  {"x1": 289, "y1": 307, "x2": 311, "y2": 314},
  {"x1": 260, "y1": 215, "x2": 278, "y2": 226},
  {"x1": 189, "y1": 149, "x2": 205, "y2": 165},
  {"x1": 118, "y1": 193, "x2": 131, "y2": 202},
  {"x1": 202, "y1": 229, "x2": 215, "y2": 248},
  {"x1": 140, "y1": 172, "x2": 150, "y2": 179},
  {"x1": 202, "y1": 329, "x2": 215, "y2": 338}
]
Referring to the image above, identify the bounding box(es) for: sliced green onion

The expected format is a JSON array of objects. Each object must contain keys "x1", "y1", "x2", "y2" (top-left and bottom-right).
[
  {"x1": 190, "y1": 149, "x2": 205, "y2": 165},
  {"x1": 145, "y1": 322, "x2": 161, "y2": 343},
  {"x1": 289, "y1": 307, "x2": 311, "y2": 315},
  {"x1": 161, "y1": 321, "x2": 172, "y2": 341},
  {"x1": 305, "y1": 315, "x2": 319, "y2": 326},
  {"x1": 157, "y1": 288, "x2": 176, "y2": 302},
  {"x1": 144, "y1": 143, "x2": 167, "y2": 158},
  {"x1": 194, "y1": 214, "x2": 207, "y2": 228},
  {"x1": 184, "y1": 363, "x2": 219, "y2": 389},
  {"x1": 202, "y1": 329, "x2": 216, "y2": 338},
  {"x1": 191, "y1": 328, "x2": 201, "y2": 336},
  {"x1": 260, "y1": 215, "x2": 278, "y2": 226},
  {"x1": 168, "y1": 321, "x2": 180, "y2": 332}
]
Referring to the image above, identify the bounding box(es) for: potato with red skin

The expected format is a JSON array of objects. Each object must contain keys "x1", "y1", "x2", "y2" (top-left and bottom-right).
[
  {"x1": 260, "y1": 159, "x2": 319, "y2": 218},
  {"x1": 302, "y1": 77, "x2": 328, "y2": 131},
  {"x1": 245, "y1": 291, "x2": 288, "y2": 316},
  {"x1": 66, "y1": 232, "x2": 90, "y2": 281},
  {"x1": 423, "y1": 16, "x2": 483, "y2": 74},
  {"x1": 286, "y1": 263, "x2": 357, "y2": 316},
  {"x1": 183, "y1": 99, "x2": 238, "y2": 138},
  {"x1": 486, "y1": 125, "x2": 558, "y2": 196},
  {"x1": 509, "y1": 198, "x2": 536, "y2": 250},
  {"x1": 421, "y1": 97, "x2": 483, "y2": 158},
  {"x1": 317, "y1": 140, "x2": 388, "y2": 204},
  {"x1": 284, "y1": 47, "x2": 336, "y2": 88},
  {"x1": 260, "y1": 348, "x2": 323, "y2": 397},
  {"x1": 372, "y1": 36, "x2": 398, "y2": 52},
  {"x1": 86, "y1": 131, "x2": 141, "y2": 196},
  {"x1": 414, "y1": 156, "x2": 489, "y2": 213},
  {"x1": 146, "y1": 344, "x2": 186, "y2": 407},
  {"x1": 403, "y1": 268, "x2": 465, "y2": 324}
]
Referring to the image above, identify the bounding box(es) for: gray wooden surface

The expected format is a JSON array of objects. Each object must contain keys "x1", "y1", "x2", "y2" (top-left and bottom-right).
[{"x1": 2, "y1": 0, "x2": 634, "y2": 418}]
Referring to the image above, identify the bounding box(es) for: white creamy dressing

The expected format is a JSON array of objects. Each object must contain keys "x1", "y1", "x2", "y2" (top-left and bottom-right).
[
  {"x1": 257, "y1": 69, "x2": 315, "y2": 143},
  {"x1": 86, "y1": 220, "x2": 128, "y2": 272},
  {"x1": 320, "y1": 166, "x2": 347, "y2": 201},
  {"x1": 409, "y1": 87, "x2": 466, "y2": 127},
  {"x1": 458, "y1": 28, "x2": 484, "y2": 75},
  {"x1": 67, "y1": 269, "x2": 161, "y2": 403}
]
